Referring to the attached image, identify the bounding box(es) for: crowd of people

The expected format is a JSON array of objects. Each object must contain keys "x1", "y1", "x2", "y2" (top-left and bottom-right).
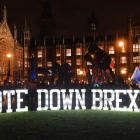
[{"x1": 0, "y1": 78, "x2": 139, "y2": 91}]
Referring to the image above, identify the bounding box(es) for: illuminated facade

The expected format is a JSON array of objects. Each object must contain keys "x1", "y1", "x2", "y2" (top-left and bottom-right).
[
  {"x1": 0, "y1": 5, "x2": 30, "y2": 83},
  {"x1": 128, "y1": 15, "x2": 140, "y2": 78},
  {"x1": 1, "y1": 1, "x2": 140, "y2": 84}
]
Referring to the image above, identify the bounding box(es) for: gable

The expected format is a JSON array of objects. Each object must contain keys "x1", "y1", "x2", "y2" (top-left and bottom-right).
[{"x1": 0, "y1": 20, "x2": 14, "y2": 47}]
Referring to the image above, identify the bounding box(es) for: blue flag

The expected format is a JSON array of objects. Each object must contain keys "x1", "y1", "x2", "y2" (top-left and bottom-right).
[
  {"x1": 30, "y1": 55, "x2": 36, "y2": 79},
  {"x1": 131, "y1": 67, "x2": 140, "y2": 85}
]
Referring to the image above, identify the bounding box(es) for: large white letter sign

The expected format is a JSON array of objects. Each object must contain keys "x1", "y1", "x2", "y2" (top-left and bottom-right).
[
  {"x1": 103, "y1": 90, "x2": 115, "y2": 110},
  {"x1": 3, "y1": 90, "x2": 15, "y2": 113},
  {"x1": 127, "y1": 90, "x2": 140, "y2": 112},
  {"x1": 91, "y1": 89, "x2": 103, "y2": 110},
  {"x1": 75, "y1": 89, "x2": 86, "y2": 110},
  {"x1": 50, "y1": 89, "x2": 60, "y2": 110},
  {"x1": 115, "y1": 90, "x2": 127, "y2": 111},
  {"x1": 37, "y1": 89, "x2": 49, "y2": 111},
  {"x1": 16, "y1": 90, "x2": 28, "y2": 112},
  {"x1": 61, "y1": 89, "x2": 73, "y2": 110},
  {"x1": 0, "y1": 91, "x2": 2, "y2": 113}
]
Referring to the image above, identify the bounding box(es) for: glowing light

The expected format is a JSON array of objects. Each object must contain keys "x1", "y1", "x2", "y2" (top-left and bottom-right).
[
  {"x1": 80, "y1": 71, "x2": 83, "y2": 75},
  {"x1": 1, "y1": 89, "x2": 140, "y2": 113},
  {"x1": 127, "y1": 90, "x2": 140, "y2": 112},
  {"x1": 61, "y1": 89, "x2": 73, "y2": 110},
  {"x1": 37, "y1": 89, "x2": 49, "y2": 111},
  {"x1": 50, "y1": 89, "x2": 60, "y2": 110},
  {"x1": 121, "y1": 70, "x2": 126, "y2": 74},
  {"x1": 75, "y1": 89, "x2": 86, "y2": 110},
  {"x1": 128, "y1": 77, "x2": 131, "y2": 80},
  {"x1": 3, "y1": 90, "x2": 15, "y2": 113},
  {"x1": 16, "y1": 90, "x2": 28, "y2": 112},
  {"x1": 114, "y1": 90, "x2": 127, "y2": 111},
  {"x1": 91, "y1": 89, "x2": 103, "y2": 110},
  {"x1": 7, "y1": 54, "x2": 11, "y2": 58},
  {"x1": 103, "y1": 90, "x2": 115, "y2": 110},
  {"x1": 118, "y1": 41, "x2": 124, "y2": 47}
]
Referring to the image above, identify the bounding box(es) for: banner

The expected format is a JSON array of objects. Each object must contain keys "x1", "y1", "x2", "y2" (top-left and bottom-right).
[{"x1": 1, "y1": 89, "x2": 140, "y2": 113}]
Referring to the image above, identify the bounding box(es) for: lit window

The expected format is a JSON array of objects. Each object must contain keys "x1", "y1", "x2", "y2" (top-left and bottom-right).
[
  {"x1": 57, "y1": 60, "x2": 61, "y2": 65},
  {"x1": 38, "y1": 50, "x2": 42, "y2": 58},
  {"x1": 76, "y1": 48, "x2": 82, "y2": 55},
  {"x1": 18, "y1": 61, "x2": 20, "y2": 67},
  {"x1": 133, "y1": 44, "x2": 140, "y2": 52},
  {"x1": 47, "y1": 62, "x2": 52, "y2": 67},
  {"x1": 120, "y1": 57, "x2": 127, "y2": 64},
  {"x1": 38, "y1": 63, "x2": 42, "y2": 67},
  {"x1": 121, "y1": 46, "x2": 126, "y2": 53},
  {"x1": 25, "y1": 52, "x2": 27, "y2": 58},
  {"x1": 87, "y1": 62, "x2": 92, "y2": 65},
  {"x1": 25, "y1": 61, "x2": 27, "y2": 67},
  {"x1": 66, "y1": 59, "x2": 71, "y2": 66},
  {"x1": 109, "y1": 46, "x2": 115, "y2": 54},
  {"x1": 76, "y1": 59, "x2": 81, "y2": 65},
  {"x1": 66, "y1": 49, "x2": 71, "y2": 56},
  {"x1": 89, "y1": 69, "x2": 92, "y2": 75},
  {"x1": 38, "y1": 74, "x2": 44, "y2": 76},
  {"x1": 77, "y1": 69, "x2": 80, "y2": 75},
  {"x1": 133, "y1": 56, "x2": 140, "y2": 63},
  {"x1": 56, "y1": 49, "x2": 60, "y2": 57}
]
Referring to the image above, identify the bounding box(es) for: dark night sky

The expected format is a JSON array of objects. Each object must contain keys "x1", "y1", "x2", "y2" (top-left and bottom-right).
[{"x1": 0, "y1": 0, "x2": 140, "y2": 38}]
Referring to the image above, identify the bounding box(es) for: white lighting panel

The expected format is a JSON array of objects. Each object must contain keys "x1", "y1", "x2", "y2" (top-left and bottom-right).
[
  {"x1": 75, "y1": 89, "x2": 86, "y2": 110},
  {"x1": 91, "y1": 89, "x2": 103, "y2": 110},
  {"x1": 61, "y1": 89, "x2": 73, "y2": 110},
  {"x1": 50, "y1": 89, "x2": 60, "y2": 110},
  {"x1": 3, "y1": 90, "x2": 15, "y2": 113},
  {"x1": 16, "y1": 90, "x2": 28, "y2": 112},
  {"x1": 103, "y1": 90, "x2": 115, "y2": 110},
  {"x1": 115, "y1": 90, "x2": 127, "y2": 111},
  {"x1": 127, "y1": 90, "x2": 140, "y2": 112},
  {"x1": 37, "y1": 89, "x2": 49, "y2": 111}
]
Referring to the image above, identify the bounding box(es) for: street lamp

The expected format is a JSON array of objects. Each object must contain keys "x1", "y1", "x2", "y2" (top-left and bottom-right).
[
  {"x1": 7, "y1": 54, "x2": 11, "y2": 76},
  {"x1": 7, "y1": 54, "x2": 11, "y2": 58},
  {"x1": 118, "y1": 41, "x2": 124, "y2": 75},
  {"x1": 121, "y1": 69, "x2": 125, "y2": 74},
  {"x1": 80, "y1": 70, "x2": 83, "y2": 83},
  {"x1": 118, "y1": 41, "x2": 124, "y2": 47}
]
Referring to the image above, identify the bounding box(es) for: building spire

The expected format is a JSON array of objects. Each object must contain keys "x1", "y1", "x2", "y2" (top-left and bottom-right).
[
  {"x1": 3, "y1": 4, "x2": 7, "y2": 21},
  {"x1": 42, "y1": 0, "x2": 52, "y2": 19},
  {"x1": 25, "y1": 16, "x2": 27, "y2": 28}
]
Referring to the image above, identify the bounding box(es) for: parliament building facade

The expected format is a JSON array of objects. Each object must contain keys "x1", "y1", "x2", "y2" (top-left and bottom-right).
[{"x1": 0, "y1": 1, "x2": 140, "y2": 84}]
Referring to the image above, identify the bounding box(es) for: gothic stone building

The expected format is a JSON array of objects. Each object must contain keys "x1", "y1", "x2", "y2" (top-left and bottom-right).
[
  {"x1": 0, "y1": 1, "x2": 140, "y2": 84},
  {"x1": 0, "y1": 5, "x2": 30, "y2": 84}
]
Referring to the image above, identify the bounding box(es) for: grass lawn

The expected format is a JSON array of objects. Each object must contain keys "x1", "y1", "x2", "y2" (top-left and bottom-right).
[{"x1": 0, "y1": 110, "x2": 140, "y2": 140}]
